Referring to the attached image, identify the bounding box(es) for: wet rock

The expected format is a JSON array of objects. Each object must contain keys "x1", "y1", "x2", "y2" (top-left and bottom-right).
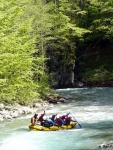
[
  {"x1": 58, "y1": 98, "x2": 67, "y2": 103},
  {"x1": 10, "y1": 111, "x2": 19, "y2": 118},
  {"x1": 0, "y1": 103, "x2": 4, "y2": 110},
  {"x1": 33, "y1": 103, "x2": 42, "y2": 108},
  {"x1": 48, "y1": 99, "x2": 58, "y2": 104},
  {"x1": 42, "y1": 102, "x2": 49, "y2": 109},
  {"x1": 99, "y1": 141, "x2": 113, "y2": 149},
  {"x1": 3, "y1": 114, "x2": 12, "y2": 120},
  {"x1": 21, "y1": 106, "x2": 34, "y2": 114},
  {"x1": 16, "y1": 109, "x2": 24, "y2": 115},
  {"x1": 47, "y1": 95, "x2": 69, "y2": 104},
  {"x1": 0, "y1": 110, "x2": 9, "y2": 115},
  {"x1": 64, "y1": 95, "x2": 73, "y2": 99},
  {"x1": 0, "y1": 110, "x2": 12, "y2": 120},
  {"x1": 5, "y1": 106, "x2": 12, "y2": 111}
]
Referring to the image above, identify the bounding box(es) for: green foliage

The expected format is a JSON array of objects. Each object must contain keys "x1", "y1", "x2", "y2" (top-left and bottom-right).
[
  {"x1": 74, "y1": 0, "x2": 113, "y2": 85},
  {"x1": 0, "y1": 0, "x2": 39, "y2": 104},
  {"x1": 46, "y1": 0, "x2": 90, "y2": 87},
  {"x1": 85, "y1": 0, "x2": 113, "y2": 41},
  {"x1": 24, "y1": 0, "x2": 52, "y2": 94},
  {"x1": 1, "y1": 0, "x2": 113, "y2": 103},
  {"x1": 84, "y1": 68, "x2": 110, "y2": 82}
]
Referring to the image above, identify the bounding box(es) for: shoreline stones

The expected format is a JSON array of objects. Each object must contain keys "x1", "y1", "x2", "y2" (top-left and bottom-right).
[
  {"x1": 47, "y1": 94, "x2": 73, "y2": 104},
  {"x1": 0, "y1": 101, "x2": 51, "y2": 122},
  {"x1": 0, "y1": 94, "x2": 74, "y2": 122}
]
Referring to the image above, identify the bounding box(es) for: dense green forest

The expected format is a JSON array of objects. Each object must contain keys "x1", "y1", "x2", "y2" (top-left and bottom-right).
[{"x1": 0, "y1": 0, "x2": 113, "y2": 105}]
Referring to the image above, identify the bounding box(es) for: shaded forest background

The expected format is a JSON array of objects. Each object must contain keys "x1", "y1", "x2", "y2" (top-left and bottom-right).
[{"x1": 0, "y1": 0, "x2": 113, "y2": 105}]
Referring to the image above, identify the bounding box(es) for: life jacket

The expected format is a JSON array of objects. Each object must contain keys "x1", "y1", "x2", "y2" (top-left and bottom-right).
[
  {"x1": 61, "y1": 115, "x2": 66, "y2": 120},
  {"x1": 55, "y1": 118, "x2": 62, "y2": 125},
  {"x1": 38, "y1": 114, "x2": 45, "y2": 122},
  {"x1": 31, "y1": 117, "x2": 36, "y2": 124},
  {"x1": 61, "y1": 113, "x2": 70, "y2": 120},
  {"x1": 65, "y1": 117, "x2": 71, "y2": 124}
]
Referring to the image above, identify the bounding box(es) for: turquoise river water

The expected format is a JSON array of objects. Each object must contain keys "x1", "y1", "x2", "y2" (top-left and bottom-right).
[{"x1": 0, "y1": 87, "x2": 113, "y2": 150}]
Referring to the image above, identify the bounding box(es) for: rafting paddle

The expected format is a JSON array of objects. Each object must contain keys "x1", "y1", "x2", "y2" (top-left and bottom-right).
[{"x1": 71, "y1": 114, "x2": 82, "y2": 128}]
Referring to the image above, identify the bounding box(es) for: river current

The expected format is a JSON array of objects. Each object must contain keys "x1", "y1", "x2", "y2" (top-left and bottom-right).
[{"x1": 0, "y1": 87, "x2": 113, "y2": 150}]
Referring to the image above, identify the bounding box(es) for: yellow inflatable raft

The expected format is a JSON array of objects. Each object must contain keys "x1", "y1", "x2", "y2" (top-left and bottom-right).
[{"x1": 29, "y1": 121, "x2": 77, "y2": 131}]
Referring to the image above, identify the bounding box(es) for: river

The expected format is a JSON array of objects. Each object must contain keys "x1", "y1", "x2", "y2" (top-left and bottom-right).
[{"x1": 0, "y1": 87, "x2": 113, "y2": 150}]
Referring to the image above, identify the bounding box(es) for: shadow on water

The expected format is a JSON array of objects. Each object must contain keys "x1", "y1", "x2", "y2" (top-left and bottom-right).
[
  {"x1": 82, "y1": 120, "x2": 113, "y2": 130},
  {"x1": 80, "y1": 120, "x2": 113, "y2": 145}
]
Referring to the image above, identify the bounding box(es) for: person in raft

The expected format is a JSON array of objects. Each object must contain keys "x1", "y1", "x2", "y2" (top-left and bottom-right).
[
  {"x1": 65, "y1": 116, "x2": 71, "y2": 125},
  {"x1": 31, "y1": 114, "x2": 38, "y2": 126},
  {"x1": 47, "y1": 114, "x2": 58, "y2": 126},
  {"x1": 38, "y1": 111, "x2": 45, "y2": 126},
  {"x1": 42, "y1": 114, "x2": 58, "y2": 127},
  {"x1": 60, "y1": 112, "x2": 70, "y2": 125},
  {"x1": 61, "y1": 112, "x2": 70, "y2": 120},
  {"x1": 61, "y1": 112, "x2": 77, "y2": 125},
  {"x1": 55, "y1": 117, "x2": 63, "y2": 126},
  {"x1": 51, "y1": 114, "x2": 57, "y2": 122}
]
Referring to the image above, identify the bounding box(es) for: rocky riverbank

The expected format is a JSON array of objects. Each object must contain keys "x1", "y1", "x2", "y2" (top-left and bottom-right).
[
  {"x1": 0, "y1": 94, "x2": 72, "y2": 122},
  {"x1": 0, "y1": 100, "x2": 50, "y2": 122}
]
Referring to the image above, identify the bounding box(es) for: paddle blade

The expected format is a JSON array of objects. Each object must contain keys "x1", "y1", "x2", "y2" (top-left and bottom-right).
[{"x1": 78, "y1": 123, "x2": 82, "y2": 128}]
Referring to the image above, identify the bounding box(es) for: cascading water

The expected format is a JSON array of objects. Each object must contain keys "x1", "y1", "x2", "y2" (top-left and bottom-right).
[{"x1": 0, "y1": 87, "x2": 113, "y2": 150}]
